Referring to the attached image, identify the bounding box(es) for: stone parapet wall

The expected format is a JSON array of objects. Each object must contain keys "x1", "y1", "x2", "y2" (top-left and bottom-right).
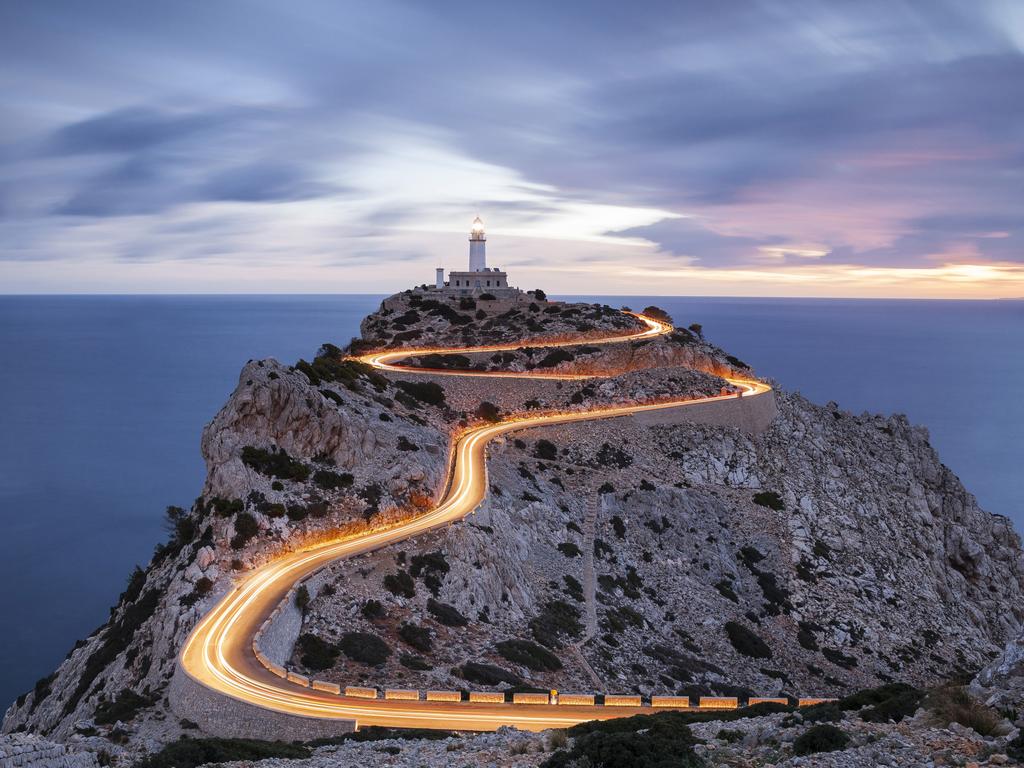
[
  {"x1": 0, "y1": 734, "x2": 97, "y2": 768},
  {"x1": 631, "y1": 389, "x2": 778, "y2": 435},
  {"x1": 168, "y1": 666, "x2": 354, "y2": 741}
]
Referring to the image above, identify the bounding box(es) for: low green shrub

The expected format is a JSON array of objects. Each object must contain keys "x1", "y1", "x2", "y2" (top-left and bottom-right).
[
  {"x1": 530, "y1": 600, "x2": 583, "y2": 647},
  {"x1": 458, "y1": 661, "x2": 521, "y2": 687},
  {"x1": 538, "y1": 349, "x2": 575, "y2": 368},
  {"x1": 296, "y1": 633, "x2": 339, "y2": 671},
  {"x1": 476, "y1": 401, "x2": 501, "y2": 422},
  {"x1": 724, "y1": 621, "x2": 772, "y2": 659},
  {"x1": 793, "y1": 724, "x2": 850, "y2": 755},
  {"x1": 337, "y1": 632, "x2": 391, "y2": 665},
  {"x1": 534, "y1": 439, "x2": 558, "y2": 460},
  {"x1": 427, "y1": 598, "x2": 467, "y2": 627},
  {"x1": 640, "y1": 305, "x2": 672, "y2": 324},
  {"x1": 312, "y1": 469, "x2": 353, "y2": 490},
  {"x1": 924, "y1": 686, "x2": 1001, "y2": 735},
  {"x1": 383, "y1": 570, "x2": 415, "y2": 598},
  {"x1": 309, "y1": 726, "x2": 456, "y2": 746},
  {"x1": 395, "y1": 380, "x2": 446, "y2": 406},
  {"x1": 752, "y1": 491, "x2": 784, "y2": 510},
  {"x1": 544, "y1": 711, "x2": 700, "y2": 768},
  {"x1": 398, "y1": 622, "x2": 432, "y2": 653},
  {"x1": 714, "y1": 579, "x2": 738, "y2": 603},
  {"x1": 94, "y1": 689, "x2": 155, "y2": 725},
  {"x1": 495, "y1": 639, "x2": 562, "y2": 671},
  {"x1": 230, "y1": 513, "x2": 259, "y2": 549},
  {"x1": 361, "y1": 599, "x2": 384, "y2": 619},
  {"x1": 241, "y1": 446, "x2": 310, "y2": 482},
  {"x1": 557, "y1": 542, "x2": 581, "y2": 557},
  {"x1": 136, "y1": 738, "x2": 309, "y2": 768}
]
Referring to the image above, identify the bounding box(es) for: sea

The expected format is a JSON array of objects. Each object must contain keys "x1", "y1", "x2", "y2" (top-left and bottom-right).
[{"x1": 0, "y1": 295, "x2": 1021, "y2": 709}]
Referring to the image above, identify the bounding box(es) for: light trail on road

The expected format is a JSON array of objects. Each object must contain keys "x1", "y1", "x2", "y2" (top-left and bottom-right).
[{"x1": 179, "y1": 310, "x2": 771, "y2": 731}]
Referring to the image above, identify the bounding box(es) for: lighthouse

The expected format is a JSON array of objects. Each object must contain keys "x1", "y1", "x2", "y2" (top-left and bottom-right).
[
  {"x1": 468, "y1": 216, "x2": 487, "y2": 271},
  {"x1": 432, "y1": 216, "x2": 516, "y2": 296}
]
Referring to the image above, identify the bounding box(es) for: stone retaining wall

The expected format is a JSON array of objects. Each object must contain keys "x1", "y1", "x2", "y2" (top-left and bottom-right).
[
  {"x1": 168, "y1": 666, "x2": 354, "y2": 741},
  {"x1": 0, "y1": 734, "x2": 97, "y2": 768},
  {"x1": 631, "y1": 389, "x2": 778, "y2": 435}
]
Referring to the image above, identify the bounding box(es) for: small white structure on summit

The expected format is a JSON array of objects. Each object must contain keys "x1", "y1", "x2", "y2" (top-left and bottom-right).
[{"x1": 434, "y1": 217, "x2": 515, "y2": 296}]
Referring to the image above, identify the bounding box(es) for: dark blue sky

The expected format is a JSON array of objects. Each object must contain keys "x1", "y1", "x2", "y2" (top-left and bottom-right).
[{"x1": 1, "y1": 1, "x2": 1022, "y2": 295}]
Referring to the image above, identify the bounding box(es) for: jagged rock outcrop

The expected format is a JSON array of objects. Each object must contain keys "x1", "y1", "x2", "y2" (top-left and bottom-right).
[{"x1": 971, "y1": 633, "x2": 1024, "y2": 726}]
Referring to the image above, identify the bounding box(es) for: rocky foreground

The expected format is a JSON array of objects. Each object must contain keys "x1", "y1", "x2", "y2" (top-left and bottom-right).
[{"x1": 2, "y1": 290, "x2": 1023, "y2": 767}]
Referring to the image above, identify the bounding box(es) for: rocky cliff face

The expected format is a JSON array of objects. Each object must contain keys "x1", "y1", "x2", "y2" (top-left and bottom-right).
[
  {"x1": 289, "y1": 391, "x2": 1023, "y2": 702},
  {"x1": 3, "y1": 294, "x2": 1021, "y2": 766}
]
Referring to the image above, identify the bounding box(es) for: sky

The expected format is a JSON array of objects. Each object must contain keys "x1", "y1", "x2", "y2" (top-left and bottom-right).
[{"x1": 1, "y1": 0, "x2": 1022, "y2": 297}]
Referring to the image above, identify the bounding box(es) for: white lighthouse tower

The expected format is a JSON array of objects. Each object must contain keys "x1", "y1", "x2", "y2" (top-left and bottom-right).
[
  {"x1": 433, "y1": 216, "x2": 515, "y2": 296},
  {"x1": 468, "y1": 215, "x2": 487, "y2": 271}
]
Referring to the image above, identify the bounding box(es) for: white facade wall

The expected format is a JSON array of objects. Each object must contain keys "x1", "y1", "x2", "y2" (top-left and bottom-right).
[{"x1": 468, "y1": 238, "x2": 486, "y2": 271}]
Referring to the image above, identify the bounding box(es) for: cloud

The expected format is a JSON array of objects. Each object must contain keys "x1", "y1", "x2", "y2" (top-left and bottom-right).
[{"x1": 0, "y1": 2, "x2": 1022, "y2": 295}]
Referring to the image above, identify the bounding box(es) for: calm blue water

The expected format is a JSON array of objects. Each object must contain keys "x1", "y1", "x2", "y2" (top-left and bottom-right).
[{"x1": 0, "y1": 295, "x2": 1020, "y2": 709}]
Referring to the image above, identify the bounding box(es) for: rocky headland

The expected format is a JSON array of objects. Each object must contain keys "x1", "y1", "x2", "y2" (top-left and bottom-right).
[{"x1": 3, "y1": 289, "x2": 1023, "y2": 767}]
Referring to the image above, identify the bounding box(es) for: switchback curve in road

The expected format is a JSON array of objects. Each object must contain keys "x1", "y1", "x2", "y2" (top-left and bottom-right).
[{"x1": 178, "y1": 310, "x2": 772, "y2": 732}]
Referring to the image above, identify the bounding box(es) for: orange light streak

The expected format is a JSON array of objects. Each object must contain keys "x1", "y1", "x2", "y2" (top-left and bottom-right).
[{"x1": 178, "y1": 312, "x2": 771, "y2": 731}]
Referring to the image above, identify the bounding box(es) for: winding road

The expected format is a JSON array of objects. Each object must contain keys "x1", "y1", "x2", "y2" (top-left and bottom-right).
[{"x1": 178, "y1": 310, "x2": 772, "y2": 732}]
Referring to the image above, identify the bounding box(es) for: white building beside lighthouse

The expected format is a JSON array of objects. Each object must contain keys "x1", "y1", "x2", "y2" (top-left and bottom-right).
[{"x1": 435, "y1": 217, "x2": 516, "y2": 296}]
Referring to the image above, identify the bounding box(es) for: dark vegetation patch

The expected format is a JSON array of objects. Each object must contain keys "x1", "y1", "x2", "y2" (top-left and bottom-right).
[
  {"x1": 596, "y1": 442, "x2": 632, "y2": 468},
  {"x1": 476, "y1": 401, "x2": 501, "y2": 422},
  {"x1": 822, "y1": 647, "x2": 858, "y2": 669},
  {"x1": 544, "y1": 711, "x2": 699, "y2": 768},
  {"x1": 426, "y1": 598, "x2": 467, "y2": 627},
  {"x1": 337, "y1": 632, "x2": 391, "y2": 665},
  {"x1": 538, "y1": 349, "x2": 575, "y2": 368},
  {"x1": 64, "y1": 583, "x2": 161, "y2": 716},
  {"x1": 793, "y1": 724, "x2": 850, "y2": 755},
  {"x1": 752, "y1": 491, "x2": 785, "y2": 510},
  {"x1": 557, "y1": 542, "x2": 581, "y2": 557},
  {"x1": 642, "y1": 644, "x2": 724, "y2": 683},
  {"x1": 383, "y1": 570, "x2": 416, "y2": 598},
  {"x1": 827, "y1": 683, "x2": 925, "y2": 724},
  {"x1": 296, "y1": 345, "x2": 387, "y2": 390},
  {"x1": 231, "y1": 512, "x2": 259, "y2": 549},
  {"x1": 309, "y1": 726, "x2": 456, "y2": 746},
  {"x1": 394, "y1": 380, "x2": 446, "y2": 406},
  {"x1": 409, "y1": 551, "x2": 449, "y2": 595},
  {"x1": 297, "y1": 633, "x2": 339, "y2": 671},
  {"x1": 137, "y1": 738, "x2": 309, "y2": 768},
  {"x1": 94, "y1": 689, "x2": 155, "y2": 725},
  {"x1": 725, "y1": 354, "x2": 750, "y2": 370},
  {"x1": 495, "y1": 639, "x2": 563, "y2": 671},
  {"x1": 398, "y1": 623, "x2": 432, "y2": 653},
  {"x1": 737, "y1": 546, "x2": 791, "y2": 615},
  {"x1": 361, "y1": 599, "x2": 384, "y2": 620},
  {"x1": 458, "y1": 661, "x2": 521, "y2": 687},
  {"x1": 530, "y1": 600, "x2": 583, "y2": 648},
  {"x1": 562, "y1": 575, "x2": 584, "y2": 602},
  {"x1": 724, "y1": 621, "x2": 772, "y2": 659},
  {"x1": 534, "y1": 439, "x2": 558, "y2": 460},
  {"x1": 241, "y1": 446, "x2": 310, "y2": 482},
  {"x1": 798, "y1": 621, "x2": 821, "y2": 651},
  {"x1": 313, "y1": 469, "x2": 353, "y2": 490},
  {"x1": 714, "y1": 579, "x2": 738, "y2": 602},
  {"x1": 640, "y1": 305, "x2": 672, "y2": 324},
  {"x1": 399, "y1": 654, "x2": 432, "y2": 671}
]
